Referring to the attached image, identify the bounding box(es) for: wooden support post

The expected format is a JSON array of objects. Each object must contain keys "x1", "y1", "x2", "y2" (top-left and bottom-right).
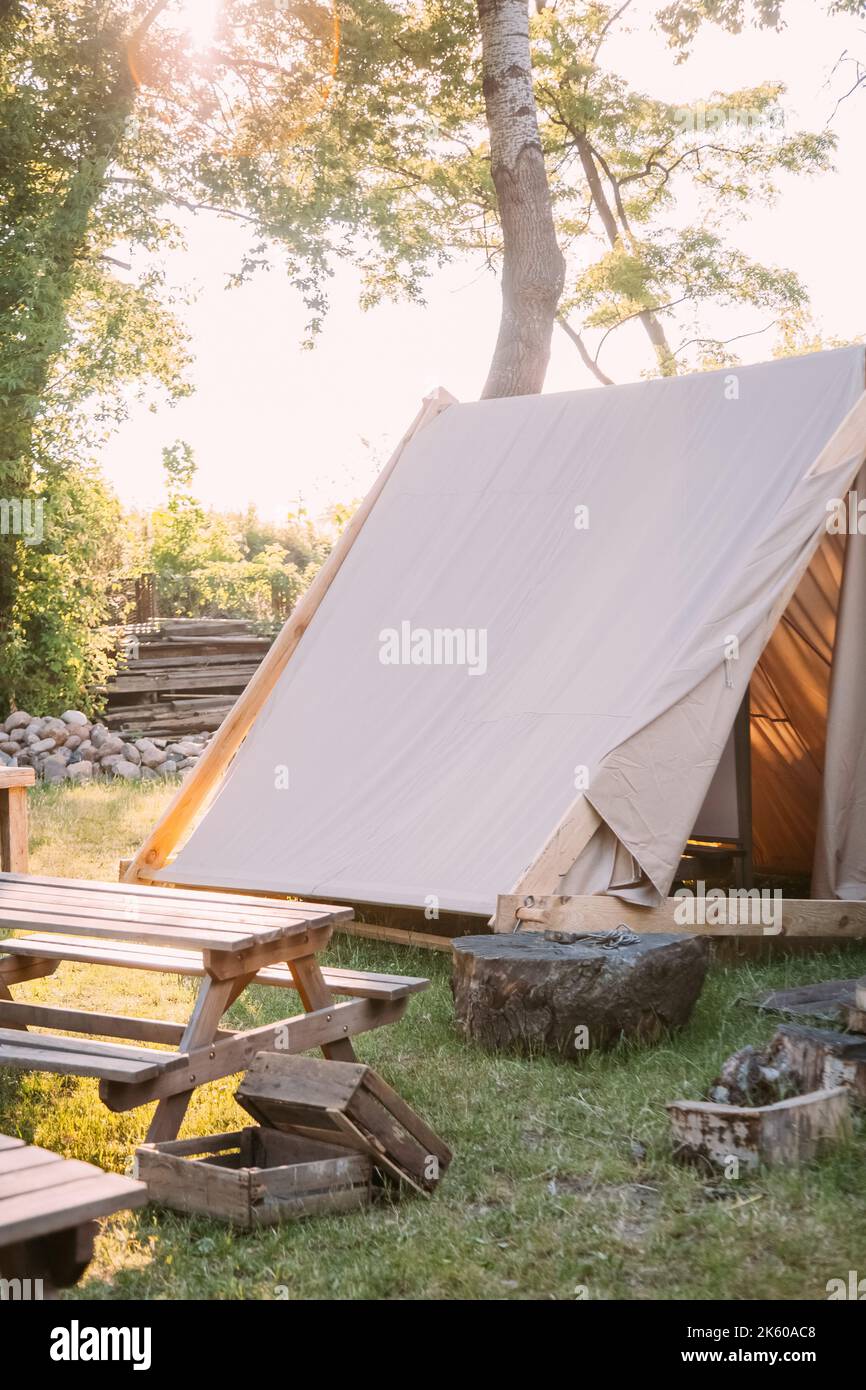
[
  {"x1": 289, "y1": 954, "x2": 357, "y2": 1063},
  {"x1": 0, "y1": 769, "x2": 35, "y2": 874},
  {"x1": 144, "y1": 972, "x2": 239, "y2": 1143}
]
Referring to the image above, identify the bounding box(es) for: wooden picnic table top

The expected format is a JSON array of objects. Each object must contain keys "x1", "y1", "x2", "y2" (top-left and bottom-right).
[
  {"x1": 0, "y1": 1135, "x2": 147, "y2": 1249},
  {"x1": 0, "y1": 872, "x2": 353, "y2": 954}
]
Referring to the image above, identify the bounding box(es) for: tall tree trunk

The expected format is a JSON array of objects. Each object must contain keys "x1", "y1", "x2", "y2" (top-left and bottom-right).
[{"x1": 477, "y1": 0, "x2": 565, "y2": 399}]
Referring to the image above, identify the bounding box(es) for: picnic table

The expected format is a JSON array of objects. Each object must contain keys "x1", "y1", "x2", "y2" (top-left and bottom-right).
[
  {"x1": 0, "y1": 873, "x2": 428, "y2": 1142},
  {"x1": 0, "y1": 1133, "x2": 146, "y2": 1292}
]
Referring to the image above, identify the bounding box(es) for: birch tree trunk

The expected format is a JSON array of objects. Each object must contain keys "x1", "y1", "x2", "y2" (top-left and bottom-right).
[{"x1": 477, "y1": 0, "x2": 565, "y2": 399}]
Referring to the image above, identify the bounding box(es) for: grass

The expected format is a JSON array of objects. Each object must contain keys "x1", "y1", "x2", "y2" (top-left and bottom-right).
[{"x1": 1, "y1": 781, "x2": 864, "y2": 1299}]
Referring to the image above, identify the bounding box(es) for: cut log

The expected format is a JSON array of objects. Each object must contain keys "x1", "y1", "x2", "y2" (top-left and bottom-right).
[
  {"x1": 668, "y1": 1087, "x2": 850, "y2": 1171},
  {"x1": 450, "y1": 931, "x2": 709, "y2": 1057},
  {"x1": 768, "y1": 1024, "x2": 866, "y2": 1106}
]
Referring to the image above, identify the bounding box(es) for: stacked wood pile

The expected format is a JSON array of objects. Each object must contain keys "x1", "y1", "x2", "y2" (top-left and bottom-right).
[{"x1": 99, "y1": 619, "x2": 275, "y2": 739}]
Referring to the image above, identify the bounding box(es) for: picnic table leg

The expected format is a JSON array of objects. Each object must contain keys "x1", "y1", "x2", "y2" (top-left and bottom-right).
[
  {"x1": 0, "y1": 980, "x2": 27, "y2": 1031},
  {"x1": 145, "y1": 972, "x2": 245, "y2": 1143},
  {"x1": 0, "y1": 1222, "x2": 95, "y2": 1296},
  {"x1": 0, "y1": 785, "x2": 29, "y2": 873},
  {"x1": 0, "y1": 958, "x2": 28, "y2": 1033},
  {"x1": 289, "y1": 955, "x2": 357, "y2": 1062}
]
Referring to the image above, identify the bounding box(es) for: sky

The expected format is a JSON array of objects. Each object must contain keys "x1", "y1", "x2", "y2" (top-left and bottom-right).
[{"x1": 100, "y1": 0, "x2": 866, "y2": 520}]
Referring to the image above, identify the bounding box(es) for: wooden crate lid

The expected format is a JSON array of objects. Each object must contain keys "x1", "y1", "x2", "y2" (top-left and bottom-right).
[{"x1": 235, "y1": 1052, "x2": 451, "y2": 1194}]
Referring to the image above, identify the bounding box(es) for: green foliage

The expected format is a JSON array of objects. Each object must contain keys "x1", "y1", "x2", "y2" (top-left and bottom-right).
[
  {"x1": 147, "y1": 443, "x2": 330, "y2": 621},
  {"x1": 658, "y1": 0, "x2": 866, "y2": 52},
  {"x1": 3, "y1": 464, "x2": 124, "y2": 714},
  {"x1": 0, "y1": 1, "x2": 192, "y2": 710},
  {"x1": 530, "y1": 4, "x2": 834, "y2": 374}
]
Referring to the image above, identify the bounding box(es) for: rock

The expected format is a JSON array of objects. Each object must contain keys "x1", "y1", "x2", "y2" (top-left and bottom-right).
[
  {"x1": 42, "y1": 746, "x2": 72, "y2": 768},
  {"x1": 157, "y1": 760, "x2": 179, "y2": 778},
  {"x1": 30, "y1": 737, "x2": 56, "y2": 755},
  {"x1": 167, "y1": 741, "x2": 203, "y2": 758},
  {"x1": 41, "y1": 755, "x2": 69, "y2": 784},
  {"x1": 140, "y1": 747, "x2": 167, "y2": 769},
  {"x1": 112, "y1": 758, "x2": 141, "y2": 781},
  {"x1": 140, "y1": 765, "x2": 159, "y2": 781},
  {"x1": 135, "y1": 738, "x2": 167, "y2": 768},
  {"x1": 450, "y1": 932, "x2": 710, "y2": 1057},
  {"x1": 25, "y1": 721, "x2": 45, "y2": 742},
  {"x1": 64, "y1": 734, "x2": 82, "y2": 752},
  {"x1": 93, "y1": 732, "x2": 124, "y2": 758},
  {"x1": 67, "y1": 760, "x2": 93, "y2": 782},
  {"x1": 0, "y1": 751, "x2": 12, "y2": 767},
  {"x1": 7, "y1": 728, "x2": 26, "y2": 742},
  {"x1": 3, "y1": 711, "x2": 30, "y2": 732},
  {"x1": 42, "y1": 717, "x2": 69, "y2": 743},
  {"x1": 121, "y1": 742, "x2": 141, "y2": 765},
  {"x1": 90, "y1": 724, "x2": 110, "y2": 748},
  {"x1": 0, "y1": 741, "x2": 19, "y2": 755},
  {"x1": 13, "y1": 750, "x2": 33, "y2": 768},
  {"x1": 76, "y1": 740, "x2": 97, "y2": 761},
  {"x1": 61, "y1": 710, "x2": 89, "y2": 728},
  {"x1": 99, "y1": 754, "x2": 124, "y2": 770}
]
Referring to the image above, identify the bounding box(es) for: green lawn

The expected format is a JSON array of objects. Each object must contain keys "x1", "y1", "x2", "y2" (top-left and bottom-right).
[{"x1": 1, "y1": 782, "x2": 864, "y2": 1300}]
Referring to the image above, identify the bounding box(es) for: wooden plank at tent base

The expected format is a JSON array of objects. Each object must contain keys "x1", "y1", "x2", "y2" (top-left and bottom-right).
[
  {"x1": 335, "y1": 921, "x2": 455, "y2": 952},
  {"x1": 493, "y1": 894, "x2": 866, "y2": 939}
]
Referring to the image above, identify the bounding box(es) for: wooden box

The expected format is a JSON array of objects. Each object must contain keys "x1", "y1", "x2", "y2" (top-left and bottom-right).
[
  {"x1": 236, "y1": 1052, "x2": 452, "y2": 1194},
  {"x1": 134, "y1": 1127, "x2": 373, "y2": 1228},
  {"x1": 667, "y1": 1086, "x2": 851, "y2": 1171}
]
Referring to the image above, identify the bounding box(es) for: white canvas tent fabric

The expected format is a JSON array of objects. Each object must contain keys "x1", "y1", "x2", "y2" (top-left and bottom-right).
[{"x1": 158, "y1": 347, "x2": 866, "y2": 914}]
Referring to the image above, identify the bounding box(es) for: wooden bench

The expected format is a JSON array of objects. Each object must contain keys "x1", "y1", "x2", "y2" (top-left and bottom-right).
[
  {"x1": 0, "y1": 933, "x2": 428, "y2": 1004},
  {"x1": 0, "y1": 873, "x2": 429, "y2": 1141},
  {"x1": 0, "y1": 1133, "x2": 146, "y2": 1293}
]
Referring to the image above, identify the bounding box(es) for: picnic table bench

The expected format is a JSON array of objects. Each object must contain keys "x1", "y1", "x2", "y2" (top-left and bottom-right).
[
  {"x1": 0, "y1": 1133, "x2": 146, "y2": 1292},
  {"x1": 0, "y1": 873, "x2": 428, "y2": 1142}
]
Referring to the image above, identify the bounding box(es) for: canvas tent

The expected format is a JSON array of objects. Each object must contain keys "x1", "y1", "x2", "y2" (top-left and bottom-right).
[{"x1": 127, "y1": 347, "x2": 866, "y2": 919}]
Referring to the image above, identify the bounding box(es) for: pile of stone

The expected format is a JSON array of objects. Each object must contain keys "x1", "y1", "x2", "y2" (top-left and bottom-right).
[{"x1": 0, "y1": 710, "x2": 213, "y2": 785}]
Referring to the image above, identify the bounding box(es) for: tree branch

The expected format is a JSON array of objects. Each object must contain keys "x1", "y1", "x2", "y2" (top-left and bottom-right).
[
  {"x1": 556, "y1": 315, "x2": 614, "y2": 385},
  {"x1": 109, "y1": 176, "x2": 261, "y2": 224},
  {"x1": 672, "y1": 320, "x2": 777, "y2": 359}
]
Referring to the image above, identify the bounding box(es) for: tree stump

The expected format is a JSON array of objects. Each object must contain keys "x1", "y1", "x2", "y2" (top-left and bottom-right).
[{"x1": 451, "y1": 932, "x2": 709, "y2": 1058}]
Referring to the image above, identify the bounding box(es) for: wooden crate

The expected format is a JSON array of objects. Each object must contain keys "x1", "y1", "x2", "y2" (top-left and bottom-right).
[
  {"x1": 134, "y1": 1127, "x2": 372, "y2": 1228},
  {"x1": 667, "y1": 1086, "x2": 851, "y2": 1171},
  {"x1": 236, "y1": 1053, "x2": 452, "y2": 1194}
]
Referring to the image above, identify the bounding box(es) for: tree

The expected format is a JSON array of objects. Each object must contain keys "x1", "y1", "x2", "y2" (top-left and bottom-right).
[
  {"x1": 476, "y1": 0, "x2": 564, "y2": 396},
  {"x1": 0, "y1": 0, "x2": 847, "y2": 709},
  {"x1": 532, "y1": 2, "x2": 835, "y2": 379}
]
